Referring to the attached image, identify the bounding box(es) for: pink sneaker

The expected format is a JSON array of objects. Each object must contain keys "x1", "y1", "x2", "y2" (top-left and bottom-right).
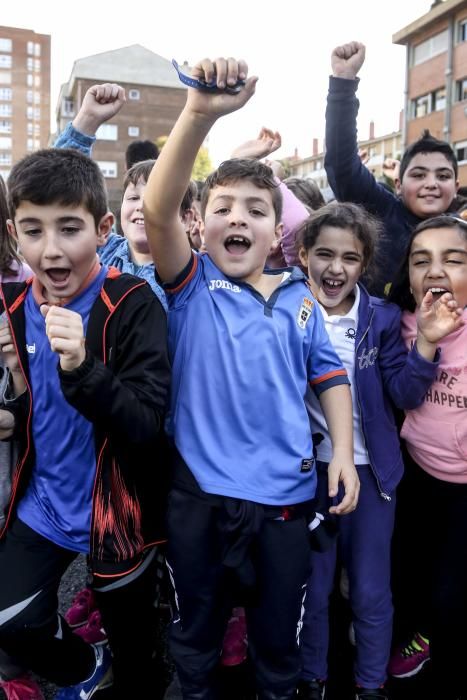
[
  {"x1": 0, "y1": 675, "x2": 44, "y2": 700},
  {"x1": 388, "y1": 632, "x2": 430, "y2": 678},
  {"x1": 220, "y1": 607, "x2": 248, "y2": 667},
  {"x1": 64, "y1": 588, "x2": 97, "y2": 628},
  {"x1": 73, "y1": 610, "x2": 108, "y2": 646}
]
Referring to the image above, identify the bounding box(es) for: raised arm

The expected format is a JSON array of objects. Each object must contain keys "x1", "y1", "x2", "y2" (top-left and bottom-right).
[
  {"x1": 325, "y1": 42, "x2": 396, "y2": 215},
  {"x1": 54, "y1": 83, "x2": 126, "y2": 155},
  {"x1": 143, "y1": 58, "x2": 257, "y2": 283}
]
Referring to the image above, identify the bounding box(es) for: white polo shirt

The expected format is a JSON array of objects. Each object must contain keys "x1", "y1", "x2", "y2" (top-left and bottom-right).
[{"x1": 307, "y1": 285, "x2": 369, "y2": 465}]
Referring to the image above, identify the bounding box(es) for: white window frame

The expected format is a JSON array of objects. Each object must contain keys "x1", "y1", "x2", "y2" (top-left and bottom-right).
[
  {"x1": 97, "y1": 161, "x2": 118, "y2": 178},
  {"x1": 455, "y1": 139, "x2": 467, "y2": 164},
  {"x1": 0, "y1": 88, "x2": 12, "y2": 101},
  {"x1": 96, "y1": 124, "x2": 118, "y2": 141},
  {"x1": 0, "y1": 136, "x2": 12, "y2": 149},
  {"x1": 0, "y1": 55, "x2": 12, "y2": 69},
  {"x1": 0, "y1": 39, "x2": 12, "y2": 53},
  {"x1": 413, "y1": 29, "x2": 448, "y2": 65},
  {"x1": 128, "y1": 126, "x2": 140, "y2": 137},
  {"x1": 0, "y1": 72, "x2": 11, "y2": 85}
]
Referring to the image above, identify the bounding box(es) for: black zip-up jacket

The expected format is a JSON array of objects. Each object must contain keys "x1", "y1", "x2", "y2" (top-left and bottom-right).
[{"x1": 0, "y1": 269, "x2": 171, "y2": 578}]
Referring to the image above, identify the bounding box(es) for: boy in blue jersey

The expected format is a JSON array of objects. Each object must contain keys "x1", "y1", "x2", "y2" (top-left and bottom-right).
[
  {"x1": 0, "y1": 148, "x2": 170, "y2": 699},
  {"x1": 144, "y1": 57, "x2": 359, "y2": 700}
]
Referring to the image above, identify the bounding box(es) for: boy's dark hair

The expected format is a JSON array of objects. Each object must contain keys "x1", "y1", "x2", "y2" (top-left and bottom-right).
[
  {"x1": 399, "y1": 130, "x2": 458, "y2": 182},
  {"x1": 200, "y1": 159, "x2": 283, "y2": 224},
  {"x1": 125, "y1": 140, "x2": 159, "y2": 170},
  {"x1": 123, "y1": 159, "x2": 194, "y2": 213},
  {"x1": 0, "y1": 175, "x2": 21, "y2": 276},
  {"x1": 389, "y1": 214, "x2": 467, "y2": 312},
  {"x1": 284, "y1": 177, "x2": 325, "y2": 211},
  {"x1": 8, "y1": 148, "x2": 109, "y2": 228},
  {"x1": 297, "y1": 201, "x2": 381, "y2": 285}
]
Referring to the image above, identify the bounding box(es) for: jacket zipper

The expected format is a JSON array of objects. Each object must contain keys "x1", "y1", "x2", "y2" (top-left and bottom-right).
[{"x1": 355, "y1": 308, "x2": 392, "y2": 502}]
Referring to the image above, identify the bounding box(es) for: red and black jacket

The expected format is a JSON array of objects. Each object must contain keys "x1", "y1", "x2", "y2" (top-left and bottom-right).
[{"x1": 0, "y1": 269, "x2": 171, "y2": 578}]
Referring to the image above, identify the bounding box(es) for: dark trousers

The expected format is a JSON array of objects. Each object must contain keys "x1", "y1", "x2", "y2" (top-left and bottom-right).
[
  {"x1": 166, "y1": 485, "x2": 311, "y2": 700},
  {"x1": 393, "y1": 463, "x2": 467, "y2": 699},
  {"x1": 0, "y1": 518, "x2": 159, "y2": 698},
  {"x1": 301, "y1": 463, "x2": 395, "y2": 688}
]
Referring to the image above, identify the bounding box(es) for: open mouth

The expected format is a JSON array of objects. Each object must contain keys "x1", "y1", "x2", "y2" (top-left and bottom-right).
[
  {"x1": 45, "y1": 268, "x2": 71, "y2": 286},
  {"x1": 322, "y1": 278, "x2": 345, "y2": 296},
  {"x1": 224, "y1": 235, "x2": 251, "y2": 255},
  {"x1": 426, "y1": 286, "x2": 450, "y2": 300},
  {"x1": 132, "y1": 218, "x2": 145, "y2": 225}
]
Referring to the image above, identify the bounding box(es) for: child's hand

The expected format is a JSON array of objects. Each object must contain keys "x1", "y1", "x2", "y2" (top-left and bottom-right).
[
  {"x1": 186, "y1": 58, "x2": 257, "y2": 121},
  {"x1": 41, "y1": 305, "x2": 86, "y2": 372},
  {"x1": 73, "y1": 83, "x2": 126, "y2": 136},
  {"x1": 331, "y1": 42, "x2": 366, "y2": 80},
  {"x1": 382, "y1": 157, "x2": 400, "y2": 183},
  {"x1": 416, "y1": 291, "x2": 464, "y2": 357},
  {"x1": 231, "y1": 127, "x2": 281, "y2": 160},
  {"x1": 0, "y1": 408, "x2": 14, "y2": 440},
  {"x1": 327, "y1": 455, "x2": 360, "y2": 515},
  {"x1": 0, "y1": 319, "x2": 20, "y2": 374}
]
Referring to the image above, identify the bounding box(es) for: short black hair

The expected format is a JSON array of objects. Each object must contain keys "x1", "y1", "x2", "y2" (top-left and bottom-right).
[
  {"x1": 298, "y1": 201, "x2": 382, "y2": 286},
  {"x1": 125, "y1": 140, "x2": 159, "y2": 170},
  {"x1": 123, "y1": 159, "x2": 194, "y2": 213},
  {"x1": 389, "y1": 214, "x2": 467, "y2": 311},
  {"x1": 8, "y1": 148, "x2": 109, "y2": 228},
  {"x1": 399, "y1": 130, "x2": 458, "y2": 182},
  {"x1": 200, "y1": 159, "x2": 282, "y2": 224}
]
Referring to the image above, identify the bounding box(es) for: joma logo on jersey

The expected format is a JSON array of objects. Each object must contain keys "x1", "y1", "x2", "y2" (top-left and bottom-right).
[
  {"x1": 297, "y1": 297, "x2": 313, "y2": 329},
  {"x1": 209, "y1": 279, "x2": 241, "y2": 293},
  {"x1": 26, "y1": 343, "x2": 36, "y2": 354}
]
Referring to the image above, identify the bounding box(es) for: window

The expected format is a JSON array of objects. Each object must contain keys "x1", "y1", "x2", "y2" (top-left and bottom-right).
[
  {"x1": 27, "y1": 138, "x2": 34, "y2": 151},
  {"x1": 413, "y1": 29, "x2": 448, "y2": 65},
  {"x1": 62, "y1": 97, "x2": 74, "y2": 116},
  {"x1": 411, "y1": 88, "x2": 446, "y2": 118},
  {"x1": 34, "y1": 138, "x2": 40, "y2": 149},
  {"x1": 27, "y1": 57, "x2": 34, "y2": 71},
  {"x1": 0, "y1": 55, "x2": 11, "y2": 69},
  {"x1": 0, "y1": 153, "x2": 11, "y2": 165},
  {"x1": 0, "y1": 73, "x2": 11, "y2": 85},
  {"x1": 0, "y1": 120, "x2": 11, "y2": 133},
  {"x1": 34, "y1": 122, "x2": 40, "y2": 135},
  {"x1": 27, "y1": 74, "x2": 33, "y2": 87},
  {"x1": 97, "y1": 161, "x2": 118, "y2": 178},
  {"x1": 34, "y1": 75, "x2": 41, "y2": 88},
  {"x1": 434, "y1": 87, "x2": 446, "y2": 111},
  {"x1": 458, "y1": 18, "x2": 467, "y2": 42},
  {"x1": 26, "y1": 106, "x2": 34, "y2": 119},
  {"x1": 0, "y1": 104, "x2": 12, "y2": 117},
  {"x1": 0, "y1": 137, "x2": 12, "y2": 149},
  {"x1": 128, "y1": 89, "x2": 140, "y2": 100},
  {"x1": 27, "y1": 41, "x2": 34, "y2": 55},
  {"x1": 456, "y1": 78, "x2": 467, "y2": 102},
  {"x1": 128, "y1": 126, "x2": 140, "y2": 137},
  {"x1": 34, "y1": 92, "x2": 40, "y2": 105},
  {"x1": 34, "y1": 108, "x2": 40, "y2": 120},
  {"x1": 455, "y1": 140, "x2": 467, "y2": 163},
  {"x1": 34, "y1": 43, "x2": 41, "y2": 57},
  {"x1": 0, "y1": 39, "x2": 12, "y2": 53},
  {"x1": 27, "y1": 122, "x2": 33, "y2": 135},
  {"x1": 26, "y1": 90, "x2": 33, "y2": 104},
  {"x1": 0, "y1": 88, "x2": 12, "y2": 101},
  {"x1": 96, "y1": 124, "x2": 118, "y2": 140}
]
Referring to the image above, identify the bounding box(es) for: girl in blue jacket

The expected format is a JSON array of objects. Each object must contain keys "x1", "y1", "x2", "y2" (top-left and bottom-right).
[{"x1": 295, "y1": 202, "x2": 462, "y2": 700}]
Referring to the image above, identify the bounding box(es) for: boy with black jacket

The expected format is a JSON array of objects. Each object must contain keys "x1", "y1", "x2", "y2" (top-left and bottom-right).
[{"x1": 0, "y1": 147, "x2": 170, "y2": 699}]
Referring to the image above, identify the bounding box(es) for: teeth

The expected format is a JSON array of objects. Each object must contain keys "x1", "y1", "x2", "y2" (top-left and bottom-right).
[
  {"x1": 429, "y1": 287, "x2": 448, "y2": 293},
  {"x1": 226, "y1": 236, "x2": 250, "y2": 245},
  {"x1": 324, "y1": 279, "x2": 343, "y2": 287},
  {"x1": 133, "y1": 218, "x2": 144, "y2": 224}
]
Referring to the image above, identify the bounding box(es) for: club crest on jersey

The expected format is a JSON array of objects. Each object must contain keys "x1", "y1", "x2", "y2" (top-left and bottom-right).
[{"x1": 297, "y1": 297, "x2": 313, "y2": 329}]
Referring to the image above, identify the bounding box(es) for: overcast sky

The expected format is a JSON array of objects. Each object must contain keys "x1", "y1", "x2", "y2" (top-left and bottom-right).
[{"x1": 2, "y1": 0, "x2": 432, "y2": 165}]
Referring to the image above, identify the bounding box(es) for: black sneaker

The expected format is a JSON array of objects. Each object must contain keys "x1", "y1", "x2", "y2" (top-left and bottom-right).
[
  {"x1": 355, "y1": 687, "x2": 388, "y2": 699},
  {"x1": 297, "y1": 679, "x2": 326, "y2": 699}
]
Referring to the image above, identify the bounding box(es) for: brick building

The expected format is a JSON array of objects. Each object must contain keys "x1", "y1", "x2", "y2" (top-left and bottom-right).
[
  {"x1": 0, "y1": 25, "x2": 51, "y2": 182},
  {"x1": 55, "y1": 44, "x2": 187, "y2": 212},
  {"x1": 393, "y1": 0, "x2": 467, "y2": 184}
]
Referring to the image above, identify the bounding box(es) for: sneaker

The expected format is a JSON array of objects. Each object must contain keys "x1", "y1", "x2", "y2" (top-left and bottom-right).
[
  {"x1": 64, "y1": 588, "x2": 97, "y2": 629},
  {"x1": 0, "y1": 676, "x2": 44, "y2": 700},
  {"x1": 387, "y1": 632, "x2": 430, "y2": 678},
  {"x1": 355, "y1": 687, "x2": 388, "y2": 699},
  {"x1": 73, "y1": 611, "x2": 108, "y2": 646},
  {"x1": 54, "y1": 646, "x2": 112, "y2": 699},
  {"x1": 220, "y1": 607, "x2": 248, "y2": 667},
  {"x1": 297, "y1": 679, "x2": 326, "y2": 700}
]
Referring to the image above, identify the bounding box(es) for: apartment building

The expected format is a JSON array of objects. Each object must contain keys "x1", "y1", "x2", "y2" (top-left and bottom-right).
[
  {"x1": 287, "y1": 126, "x2": 402, "y2": 191},
  {"x1": 393, "y1": 0, "x2": 467, "y2": 184},
  {"x1": 0, "y1": 25, "x2": 51, "y2": 182},
  {"x1": 55, "y1": 44, "x2": 187, "y2": 212}
]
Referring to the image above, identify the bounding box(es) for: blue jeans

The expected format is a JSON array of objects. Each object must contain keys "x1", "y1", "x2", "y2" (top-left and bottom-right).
[{"x1": 300, "y1": 462, "x2": 396, "y2": 687}]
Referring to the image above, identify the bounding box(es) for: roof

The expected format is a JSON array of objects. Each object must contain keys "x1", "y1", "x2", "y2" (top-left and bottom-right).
[
  {"x1": 393, "y1": 0, "x2": 467, "y2": 44},
  {"x1": 67, "y1": 44, "x2": 185, "y2": 91}
]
